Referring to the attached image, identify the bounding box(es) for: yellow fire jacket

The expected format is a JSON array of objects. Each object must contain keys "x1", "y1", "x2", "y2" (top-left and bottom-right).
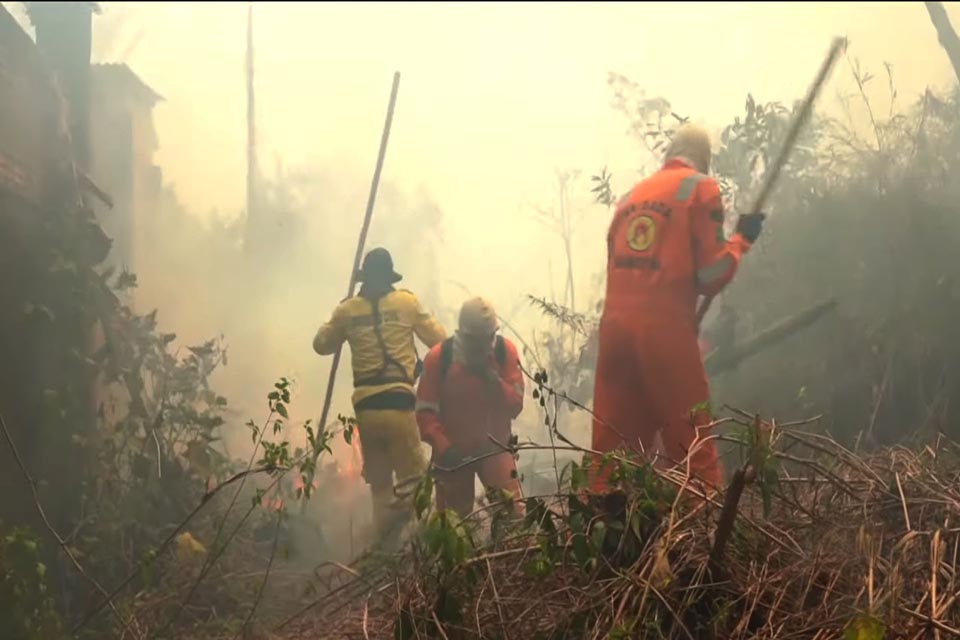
[{"x1": 313, "y1": 288, "x2": 447, "y2": 407}]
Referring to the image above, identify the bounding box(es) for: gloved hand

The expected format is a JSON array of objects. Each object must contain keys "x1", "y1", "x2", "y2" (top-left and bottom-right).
[
  {"x1": 467, "y1": 360, "x2": 501, "y2": 386},
  {"x1": 434, "y1": 445, "x2": 467, "y2": 470},
  {"x1": 735, "y1": 212, "x2": 766, "y2": 243},
  {"x1": 480, "y1": 365, "x2": 502, "y2": 387}
]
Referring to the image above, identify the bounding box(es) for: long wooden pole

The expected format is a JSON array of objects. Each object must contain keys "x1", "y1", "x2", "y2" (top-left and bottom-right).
[
  {"x1": 695, "y1": 37, "x2": 845, "y2": 330},
  {"x1": 313, "y1": 71, "x2": 401, "y2": 461}
]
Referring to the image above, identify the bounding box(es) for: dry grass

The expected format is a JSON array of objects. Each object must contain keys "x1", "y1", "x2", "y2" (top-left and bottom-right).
[{"x1": 279, "y1": 420, "x2": 960, "y2": 639}]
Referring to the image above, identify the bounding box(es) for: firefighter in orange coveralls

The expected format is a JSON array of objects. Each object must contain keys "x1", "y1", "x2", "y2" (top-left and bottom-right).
[
  {"x1": 591, "y1": 124, "x2": 765, "y2": 491},
  {"x1": 416, "y1": 297, "x2": 525, "y2": 519},
  {"x1": 313, "y1": 248, "x2": 446, "y2": 540}
]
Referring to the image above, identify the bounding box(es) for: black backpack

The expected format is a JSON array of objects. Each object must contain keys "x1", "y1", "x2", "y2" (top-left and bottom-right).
[{"x1": 438, "y1": 335, "x2": 507, "y2": 380}]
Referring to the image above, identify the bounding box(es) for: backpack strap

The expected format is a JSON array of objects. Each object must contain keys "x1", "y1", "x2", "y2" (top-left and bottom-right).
[
  {"x1": 439, "y1": 337, "x2": 455, "y2": 381},
  {"x1": 354, "y1": 294, "x2": 415, "y2": 387}
]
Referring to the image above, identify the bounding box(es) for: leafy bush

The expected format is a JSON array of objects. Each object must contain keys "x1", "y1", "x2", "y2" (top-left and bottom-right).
[{"x1": 0, "y1": 524, "x2": 61, "y2": 640}]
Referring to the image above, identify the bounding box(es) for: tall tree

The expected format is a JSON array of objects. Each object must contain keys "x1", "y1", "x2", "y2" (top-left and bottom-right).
[
  {"x1": 244, "y1": 1, "x2": 258, "y2": 255},
  {"x1": 925, "y1": 2, "x2": 960, "y2": 84}
]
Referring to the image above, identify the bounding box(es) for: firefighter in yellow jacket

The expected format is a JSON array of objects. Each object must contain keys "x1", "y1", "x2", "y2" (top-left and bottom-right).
[{"x1": 313, "y1": 248, "x2": 446, "y2": 540}]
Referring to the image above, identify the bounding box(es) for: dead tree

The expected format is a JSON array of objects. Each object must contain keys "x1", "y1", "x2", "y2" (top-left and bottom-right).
[
  {"x1": 243, "y1": 1, "x2": 259, "y2": 256},
  {"x1": 925, "y1": 2, "x2": 960, "y2": 84}
]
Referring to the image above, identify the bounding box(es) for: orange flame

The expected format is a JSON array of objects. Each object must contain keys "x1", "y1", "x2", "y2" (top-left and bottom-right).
[
  {"x1": 339, "y1": 434, "x2": 363, "y2": 482},
  {"x1": 293, "y1": 473, "x2": 319, "y2": 495}
]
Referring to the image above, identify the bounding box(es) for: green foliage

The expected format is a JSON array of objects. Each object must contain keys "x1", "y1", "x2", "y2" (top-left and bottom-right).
[
  {"x1": 413, "y1": 473, "x2": 435, "y2": 521},
  {"x1": 397, "y1": 439, "x2": 685, "y2": 637},
  {"x1": 608, "y1": 619, "x2": 640, "y2": 639},
  {"x1": 420, "y1": 510, "x2": 475, "y2": 575},
  {"x1": 0, "y1": 525, "x2": 61, "y2": 640},
  {"x1": 732, "y1": 418, "x2": 780, "y2": 517},
  {"x1": 843, "y1": 615, "x2": 886, "y2": 640},
  {"x1": 78, "y1": 315, "x2": 233, "y2": 590}
]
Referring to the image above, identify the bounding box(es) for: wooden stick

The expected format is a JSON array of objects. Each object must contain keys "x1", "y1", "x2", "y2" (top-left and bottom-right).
[
  {"x1": 696, "y1": 37, "x2": 846, "y2": 331},
  {"x1": 708, "y1": 466, "x2": 751, "y2": 576},
  {"x1": 312, "y1": 71, "x2": 401, "y2": 461}
]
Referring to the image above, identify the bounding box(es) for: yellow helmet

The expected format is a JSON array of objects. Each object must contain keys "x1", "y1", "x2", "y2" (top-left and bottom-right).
[{"x1": 664, "y1": 123, "x2": 712, "y2": 174}]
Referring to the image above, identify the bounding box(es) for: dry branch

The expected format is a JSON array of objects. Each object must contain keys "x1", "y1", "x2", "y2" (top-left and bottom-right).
[
  {"x1": 283, "y1": 428, "x2": 960, "y2": 639},
  {"x1": 0, "y1": 415, "x2": 141, "y2": 638}
]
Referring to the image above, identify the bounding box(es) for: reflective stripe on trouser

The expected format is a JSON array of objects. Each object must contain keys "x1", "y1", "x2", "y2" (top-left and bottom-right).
[
  {"x1": 434, "y1": 451, "x2": 524, "y2": 520},
  {"x1": 355, "y1": 408, "x2": 428, "y2": 538},
  {"x1": 589, "y1": 313, "x2": 722, "y2": 491}
]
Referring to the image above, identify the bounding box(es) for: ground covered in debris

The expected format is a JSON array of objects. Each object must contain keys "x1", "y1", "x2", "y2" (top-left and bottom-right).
[{"x1": 282, "y1": 416, "x2": 960, "y2": 639}]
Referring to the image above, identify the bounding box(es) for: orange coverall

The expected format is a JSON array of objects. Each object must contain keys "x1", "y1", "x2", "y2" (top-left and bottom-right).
[
  {"x1": 416, "y1": 338, "x2": 525, "y2": 518},
  {"x1": 591, "y1": 158, "x2": 753, "y2": 491}
]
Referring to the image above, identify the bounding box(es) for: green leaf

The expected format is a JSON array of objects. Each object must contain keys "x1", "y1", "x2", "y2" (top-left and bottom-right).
[
  {"x1": 414, "y1": 474, "x2": 434, "y2": 520},
  {"x1": 843, "y1": 615, "x2": 885, "y2": 640},
  {"x1": 268, "y1": 391, "x2": 280, "y2": 401},
  {"x1": 523, "y1": 553, "x2": 554, "y2": 578},
  {"x1": 276, "y1": 403, "x2": 289, "y2": 419},
  {"x1": 690, "y1": 400, "x2": 712, "y2": 419},
  {"x1": 569, "y1": 513, "x2": 591, "y2": 568},
  {"x1": 590, "y1": 521, "x2": 607, "y2": 554},
  {"x1": 571, "y1": 462, "x2": 587, "y2": 490}
]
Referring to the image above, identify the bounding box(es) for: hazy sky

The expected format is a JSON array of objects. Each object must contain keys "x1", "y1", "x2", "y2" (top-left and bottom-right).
[
  {"x1": 71, "y1": 1, "x2": 956, "y2": 303},
  {"x1": 8, "y1": 0, "x2": 960, "y2": 316}
]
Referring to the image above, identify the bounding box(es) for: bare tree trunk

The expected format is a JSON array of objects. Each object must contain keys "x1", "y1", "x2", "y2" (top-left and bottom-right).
[
  {"x1": 560, "y1": 176, "x2": 576, "y2": 316},
  {"x1": 244, "y1": 2, "x2": 258, "y2": 255},
  {"x1": 925, "y1": 2, "x2": 960, "y2": 85}
]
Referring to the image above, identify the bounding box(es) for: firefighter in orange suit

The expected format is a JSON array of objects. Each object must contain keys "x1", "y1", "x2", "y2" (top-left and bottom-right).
[
  {"x1": 313, "y1": 248, "x2": 446, "y2": 540},
  {"x1": 591, "y1": 124, "x2": 765, "y2": 491},
  {"x1": 416, "y1": 297, "x2": 525, "y2": 519}
]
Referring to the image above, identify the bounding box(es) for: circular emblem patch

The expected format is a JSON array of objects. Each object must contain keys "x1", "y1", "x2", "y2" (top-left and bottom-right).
[{"x1": 626, "y1": 215, "x2": 656, "y2": 252}]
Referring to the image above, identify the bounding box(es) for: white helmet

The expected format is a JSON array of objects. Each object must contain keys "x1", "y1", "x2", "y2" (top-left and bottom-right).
[
  {"x1": 458, "y1": 297, "x2": 499, "y2": 338},
  {"x1": 664, "y1": 123, "x2": 712, "y2": 174}
]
